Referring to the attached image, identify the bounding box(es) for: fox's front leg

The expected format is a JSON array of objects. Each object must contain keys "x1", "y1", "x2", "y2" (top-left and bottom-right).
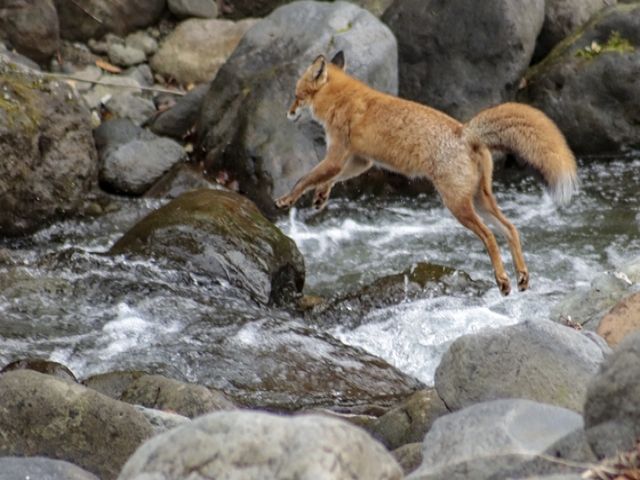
[
  {"x1": 311, "y1": 157, "x2": 374, "y2": 210},
  {"x1": 275, "y1": 146, "x2": 350, "y2": 209}
]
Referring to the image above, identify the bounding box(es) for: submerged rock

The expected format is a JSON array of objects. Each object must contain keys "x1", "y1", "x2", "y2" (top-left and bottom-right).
[
  {"x1": 119, "y1": 410, "x2": 404, "y2": 480},
  {"x1": 0, "y1": 61, "x2": 97, "y2": 236},
  {"x1": 109, "y1": 188, "x2": 305, "y2": 305},
  {"x1": 519, "y1": 3, "x2": 640, "y2": 153},
  {"x1": 0, "y1": 370, "x2": 153, "y2": 480},
  {"x1": 435, "y1": 319, "x2": 608, "y2": 412}
]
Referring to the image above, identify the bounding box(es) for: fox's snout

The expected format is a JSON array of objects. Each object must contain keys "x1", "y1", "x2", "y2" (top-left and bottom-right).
[{"x1": 287, "y1": 98, "x2": 303, "y2": 122}]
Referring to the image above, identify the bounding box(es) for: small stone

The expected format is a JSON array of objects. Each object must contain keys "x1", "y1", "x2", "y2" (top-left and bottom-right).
[
  {"x1": 168, "y1": 0, "x2": 219, "y2": 18},
  {"x1": 108, "y1": 43, "x2": 146, "y2": 67}
]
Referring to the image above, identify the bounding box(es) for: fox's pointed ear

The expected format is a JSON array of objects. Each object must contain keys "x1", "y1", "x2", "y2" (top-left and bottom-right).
[
  {"x1": 311, "y1": 55, "x2": 327, "y2": 82},
  {"x1": 331, "y1": 51, "x2": 345, "y2": 70}
]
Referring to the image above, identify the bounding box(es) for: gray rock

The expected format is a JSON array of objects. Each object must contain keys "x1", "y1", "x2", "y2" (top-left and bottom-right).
[
  {"x1": 0, "y1": 60, "x2": 97, "y2": 236},
  {"x1": 198, "y1": 0, "x2": 397, "y2": 214},
  {"x1": 118, "y1": 411, "x2": 404, "y2": 480},
  {"x1": 168, "y1": 0, "x2": 218, "y2": 18},
  {"x1": 108, "y1": 188, "x2": 305, "y2": 305},
  {"x1": 408, "y1": 399, "x2": 583, "y2": 480},
  {"x1": 349, "y1": 0, "x2": 394, "y2": 17},
  {"x1": 144, "y1": 163, "x2": 224, "y2": 199},
  {"x1": 435, "y1": 320, "x2": 608, "y2": 413},
  {"x1": 519, "y1": 3, "x2": 640, "y2": 154},
  {"x1": 585, "y1": 420, "x2": 637, "y2": 459},
  {"x1": 151, "y1": 18, "x2": 257, "y2": 85},
  {"x1": 120, "y1": 374, "x2": 236, "y2": 418},
  {"x1": 82, "y1": 74, "x2": 142, "y2": 109},
  {"x1": 148, "y1": 84, "x2": 208, "y2": 138},
  {"x1": 95, "y1": 119, "x2": 186, "y2": 195},
  {"x1": 108, "y1": 43, "x2": 147, "y2": 67},
  {"x1": 0, "y1": 370, "x2": 154, "y2": 480},
  {"x1": 391, "y1": 443, "x2": 423, "y2": 476},
  {"x1": 584, "y1": 331, "x2": 640, "y2": 455},
  {"x1": 369, "y1": 388, "x2": 449, "y2": 450},
  {"x1": 533, "y1": 0, "x2": 613, "y2": 62},
  {"x1": 382, "y1": 0, "x2": 544, "y2": 121},
  {"x1": 551, "y1": 262, "x2": 640, "y2": 329},
  {"x1": 0, "y1": 456, "x2": 99, "y2": 480},
  {"x1": 0, "y1": 0, "x2": 59, "y2": 64},
  {"x1": 126, "y1": 31, "x2": 159, "y2": 56},
  {"x1": 53, "y1": 0, "x2": 166, "y2": 42},
  {"x1": 123, "y1": 64, "x2": 155, "y2": 87},
  {"x1": 105, "y1": 93, "x2": 156, "y2": 125},
  {"x1": 133, "y1": 405, "x2": 191, "y2": 435}
]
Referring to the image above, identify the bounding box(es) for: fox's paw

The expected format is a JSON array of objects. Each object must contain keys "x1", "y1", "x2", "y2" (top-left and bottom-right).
[
  {"x1": 275, "y1": 194, "x2": 295, "y2": 209},
  {"x1": 517, "y1": 271, "x2": 529, "y2": 292},
  {"x1": 496, "y1": 274, "x2": 511, "y2": 296},
  {"x1": 312, "y1": 189, "x2": 330, "y2": 210}
]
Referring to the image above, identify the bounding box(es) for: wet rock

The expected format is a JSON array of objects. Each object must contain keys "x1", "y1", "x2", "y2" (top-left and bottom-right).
[
  {"x1": 53, "y1": 0, "x2": 166, "y2": 42},
  {"x1": 221, "y1": 0, "x2": 293, "y2": 19},
  {"x1": 382, "y1": 0, "x2": 544, "y2": 121},
  {"x1": 119, "y1": 410, "x2": 404, "y2": 480},
  {"x1": 94, "y1": 118, "x2": 186, "y2": 195},
  {"x1": 144, "y1": 163, "x2": 224, "y2": 199},
  {"x1": 407, "y1": 399, "x2": 583, "y2": 480},
  {"x1": 0, "y1": 61, "x2": 97, "y2": 237},
  {"x1": 1, "y1": 358, "x2": 77, "y2": 382},
  {"x1": 0, "y1": 456, "x2": 99, "y2": 480},
  {"x1": 0, "y1": 45, "x2": 41, "y2": 70},
  {"x1": 0, "y1": 0, "x2": 60, "y2": 64},
  {"x1": 168, "y1": 0, "x2": 218, "y2": 18},
  {"x1": 518, "y1": 3, "x2": 640, "y2": 154},
  {"x1": 551, "y1": 260, "x2": 640, "y2": 329},
  {"x1": 148, "y1": 84, "x2": 208, "y2": 138},
  {"x1": 109, "y1": 188, "x2": 305, "y2": 305},
  {"x1": 533, "y1": 0, "x2": 613, "y2": 63},
  {"x1": 596, "y1": 290, "x2": 640, "y2": 346},
  {"x1": 151, "y1": 18, "x2": 257, "y2": 85},
  {"x1": 368, "y1": 389, "x2": 449, "y2": 451},
  {"x1": 108, "y1": 43, "x2": 147, "y2": 67},
  {"x1": 0, "y1": 369, "x2": 154, "y2": 480},
  {"x1": 584, "y1": 331, "x2": 640, "y2": 457},
  {"x1": 197, "y1": 1, "x2": 397, "y2": 214},
  {"x1": 392, "y1": 443, "x2": 423, "y2": 477},
  {"x1": 434, "y1": 320, "x2": 609, "y2": 413},
  {"x1": 83, "y1": 370, "x2": 147, "y2": 399},
  {"x1": 120, "y1": 374, "x2": 236, "y2": 418},
  {"x1": 310, "y1": 262, "x2": 483, "y2": 328},
  {"x1": 104, "y1": 93, "x2": 156, "y2": 125}
]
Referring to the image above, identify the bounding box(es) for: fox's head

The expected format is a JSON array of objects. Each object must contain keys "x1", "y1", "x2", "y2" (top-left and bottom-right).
[{"x1": 287, "y1": 51, "x2": 346, "y2": 122}]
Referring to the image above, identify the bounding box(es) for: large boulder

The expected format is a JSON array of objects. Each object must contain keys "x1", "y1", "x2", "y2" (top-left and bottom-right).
[
  {"x1": 583, "y1": 331, "x2": 640, "y2": 457},
  {"x1": 434, "y1": 320, "x2": 609, "y2": 412},
  {"x1": 0, "y1": 61, "x2": 97, "y2": 237},
  {"x1": 151, "y1": 18, "x2": 257, "y2": 85},
  {"x1": 596, "y1": 290, "x2": 640, "y2": 346},
  {"x1": 0, "y1": 370, "x2": 154, "y2": 480},
  {"x1": 408, "y1": 399, "x2": 584, "y2": 480},
  {"x1": 109, "y1": 188, "x2": 305, "y2": 305},
  {"x1": 533, "y1": 0, "x2": 613, "y2": 62},
  {"x1": 382, "y1": 0, "x2": 544, "y2": 121},
  {"x1": 518, "y1": 3, "x2": 640, "y2": 154},
  {"x1": 53, "y1": 0, "x2": 166, "y2": 42},
  {"x1": 197, "y1": 0, "x2": 397, "y2": 214},
  {"x1": 118, "y1": 411, "x2": 403, "y2": 479},
  {"x1": 0, "y1": 0, "x2": 59, "y2": 64}
]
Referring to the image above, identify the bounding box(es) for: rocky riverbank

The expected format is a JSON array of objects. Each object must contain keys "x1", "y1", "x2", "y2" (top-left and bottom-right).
[{"x1": 1, "y1": 1, "x2": 640, "y2": 479}]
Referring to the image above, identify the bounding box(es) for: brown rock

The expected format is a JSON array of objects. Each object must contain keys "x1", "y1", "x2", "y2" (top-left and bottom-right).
[{"x1": 597, "y1": 291, "x2": 640, "y2": 346}]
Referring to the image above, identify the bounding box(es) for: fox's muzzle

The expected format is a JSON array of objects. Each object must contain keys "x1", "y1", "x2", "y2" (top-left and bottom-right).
[{"x1": 287, "y1": 99, "x2": 302, "y2": 122}]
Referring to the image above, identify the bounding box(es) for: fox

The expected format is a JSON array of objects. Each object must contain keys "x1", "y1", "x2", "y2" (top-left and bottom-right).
[{"x1": 275, "y1": 51, "x2": 579, "y2": 295}]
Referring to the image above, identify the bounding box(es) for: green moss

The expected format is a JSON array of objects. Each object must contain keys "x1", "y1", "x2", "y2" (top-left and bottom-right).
[
  {"x1": 0, "y1": 72, "x2": 44, "y2": 132},
  {"x1": 575, "y1": 30, "x2": 634, "y2": 60}
]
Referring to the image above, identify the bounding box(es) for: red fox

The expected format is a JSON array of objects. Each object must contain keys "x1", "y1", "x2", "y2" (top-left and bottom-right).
[{"x1": 275, "y1": 51, "x2": 578, "y2": 295}]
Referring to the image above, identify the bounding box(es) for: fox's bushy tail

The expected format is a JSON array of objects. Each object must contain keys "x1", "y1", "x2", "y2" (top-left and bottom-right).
[{"x1": 464, "y1": 103, "x2": 579, "y2": 205}]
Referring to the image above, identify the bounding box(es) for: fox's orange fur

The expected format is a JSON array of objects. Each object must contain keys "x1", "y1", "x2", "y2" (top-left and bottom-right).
[{"x1": 276, "y1": 52, "x2": 578, "y2": 295}]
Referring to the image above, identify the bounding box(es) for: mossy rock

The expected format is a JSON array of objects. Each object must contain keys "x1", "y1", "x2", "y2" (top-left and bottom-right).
[{"x1": 109, "y1": 189, "x2": 305, "y2": 305}]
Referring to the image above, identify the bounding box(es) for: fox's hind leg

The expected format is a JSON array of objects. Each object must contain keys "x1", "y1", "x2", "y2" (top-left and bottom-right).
[{"x1": 475, "y1": 148, "x2": 529, "y2": 291}]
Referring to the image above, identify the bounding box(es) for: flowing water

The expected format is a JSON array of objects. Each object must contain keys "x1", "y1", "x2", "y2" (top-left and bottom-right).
[
  {"x1": 0, "y1": 155, "x2": 638, "y2": 390},
  {"x1": 279, "y1": 155, "x2": 640, "y2": 383}
]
